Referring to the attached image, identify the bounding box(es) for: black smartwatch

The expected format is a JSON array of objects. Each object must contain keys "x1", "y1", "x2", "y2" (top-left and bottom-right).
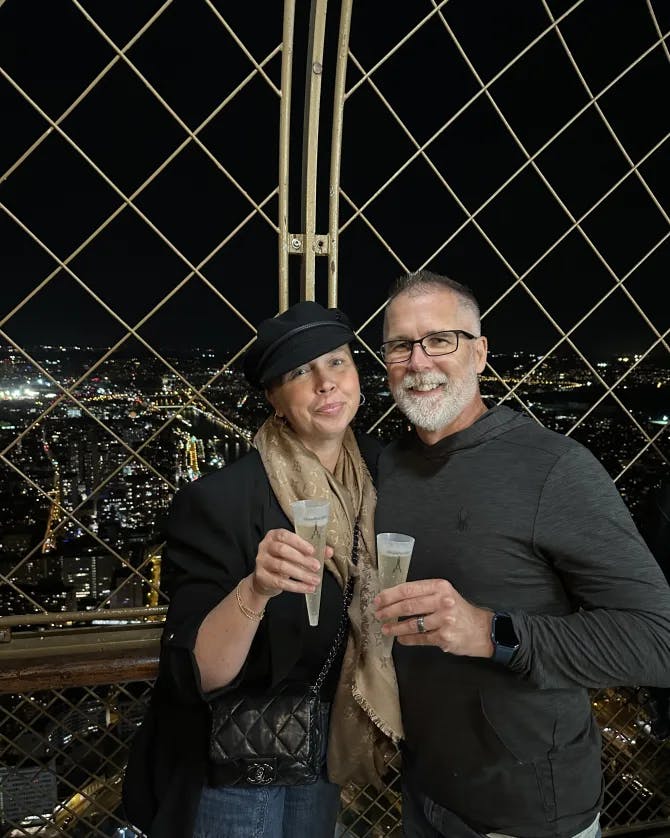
[{"x1": 490, "y1": 611, "x2": 519, "y2": 665}]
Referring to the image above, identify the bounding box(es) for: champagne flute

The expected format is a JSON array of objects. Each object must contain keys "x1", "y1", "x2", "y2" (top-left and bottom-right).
[
  {"x1": 291, "y1": 499, "x2": 331, "y2": 626},
  {"x1": 377, "y1": 532, "x2": 415, "y2": 656}
]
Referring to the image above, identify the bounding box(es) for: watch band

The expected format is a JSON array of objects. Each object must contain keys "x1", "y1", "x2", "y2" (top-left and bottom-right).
[{"x1": 490, "y1": 611, "x2": 519, "y2": 666}]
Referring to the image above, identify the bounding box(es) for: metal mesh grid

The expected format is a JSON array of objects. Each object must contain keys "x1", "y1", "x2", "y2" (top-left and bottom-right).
[
  {"x1": 1, "y1": 0, "x2": 282, "y2": 618},
  {"x1": 1, "y1": 0, "x2": 669, "y2": 835},
  {"x1": 0, "y1": 680, "x2": 151, "y2": 836},
  {"x1": 1, "y1": 680, "x2": 669, "y2": 836},
  {"x1": 595, "y1": 689, "x2": 670, "y2": 833},
  {"x1": 339, "y1": 2, "x2": 669, "y2": 504}
]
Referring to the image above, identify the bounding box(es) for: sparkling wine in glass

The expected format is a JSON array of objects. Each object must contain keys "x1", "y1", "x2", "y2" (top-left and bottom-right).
[
  {"x1": 377, "y1": 532, "x2": 415, "y2": 656},
  {"x1": 291, "y1": 499, "x2": 331, "y2": 626}
]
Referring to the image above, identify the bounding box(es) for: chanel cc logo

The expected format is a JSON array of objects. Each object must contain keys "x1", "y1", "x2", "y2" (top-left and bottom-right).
[{"x1": 245, "y1": 760, "x2": 275, "y2": 784}]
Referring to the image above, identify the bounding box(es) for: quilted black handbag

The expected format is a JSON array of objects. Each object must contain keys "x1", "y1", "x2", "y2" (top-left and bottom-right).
[{"x1": 208, "y1": 525, "x2": 359, "y2": 787}]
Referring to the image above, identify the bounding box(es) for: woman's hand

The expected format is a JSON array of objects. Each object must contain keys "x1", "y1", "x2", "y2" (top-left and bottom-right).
[
  {"x1": 251, "y1": 528, "x2": 331, "y2": 598},
  {"x1": 195, "y1": 529, "x2": 332, "y2": 693}
]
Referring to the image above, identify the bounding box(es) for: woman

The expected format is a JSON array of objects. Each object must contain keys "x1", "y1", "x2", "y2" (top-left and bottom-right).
[{"x1": 123, "y1": 301, "x2": 402, "y2": 838}]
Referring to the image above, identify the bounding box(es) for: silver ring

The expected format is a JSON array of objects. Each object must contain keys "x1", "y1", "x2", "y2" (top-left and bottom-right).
[{"x1": 417, "y1": 615, "x2": 427, "y2": 634}]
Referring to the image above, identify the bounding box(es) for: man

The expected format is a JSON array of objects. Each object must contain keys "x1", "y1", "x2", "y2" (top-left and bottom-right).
[{"x1": 373, "y1": 270, "x2": 670, "y2": 838}]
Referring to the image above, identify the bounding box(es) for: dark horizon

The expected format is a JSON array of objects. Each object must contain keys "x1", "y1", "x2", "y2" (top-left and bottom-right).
[{"x1": 1, "y1": 338, "x2": 669, "y2": 364}]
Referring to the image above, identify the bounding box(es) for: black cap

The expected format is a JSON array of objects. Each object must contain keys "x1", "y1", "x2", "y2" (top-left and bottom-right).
[{"x1": 243, "y1": 301, "x2": 355, "y2": 389}]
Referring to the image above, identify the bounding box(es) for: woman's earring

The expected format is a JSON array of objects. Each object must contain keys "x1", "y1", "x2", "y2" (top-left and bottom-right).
[{"x1": 359, "y1": 393, "x2": 366, "y2": 406}]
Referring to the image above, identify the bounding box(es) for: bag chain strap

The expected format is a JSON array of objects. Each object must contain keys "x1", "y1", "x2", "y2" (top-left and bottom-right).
[{"x1": 312, "y1": 522, "x2": 359, "y2": 693}]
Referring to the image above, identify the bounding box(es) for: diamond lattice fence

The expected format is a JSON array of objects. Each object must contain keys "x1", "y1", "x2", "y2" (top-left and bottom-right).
[
  {"x1": 1, "y1": 683, "x2": 669, "y2": 836},
  {"x1": 1, "y1": 0, "x2": 284, "y2": 618},
  {"x1": 342, "y1": 1, "x2": 669, "y2": 513},
  {"x1": 1, "y1": 1, "x2": 669, "y2": 836}
]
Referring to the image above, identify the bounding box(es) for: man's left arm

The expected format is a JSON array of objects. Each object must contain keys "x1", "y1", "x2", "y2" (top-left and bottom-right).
[{"x1": 509, "y1": 445, "x2": 670, "y2": 690}]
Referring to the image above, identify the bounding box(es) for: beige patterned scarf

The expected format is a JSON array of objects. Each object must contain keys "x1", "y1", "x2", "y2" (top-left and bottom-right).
[{"x1": 254, "y1": 415, "x2": 403, "y2": 788}]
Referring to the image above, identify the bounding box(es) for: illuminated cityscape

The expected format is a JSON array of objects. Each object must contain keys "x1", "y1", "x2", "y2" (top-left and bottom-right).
[
  {"x1": 2, "y1": 350, "x2": 666, "y2": 826},
  {"x1": 0, "y1": 345, "x2": 668, "y2": 836},
  {"x1": 1, "y1": 342, "x2": 667, "y2": 619},
  {"x1": 1, "y1": 0, "x2": 669, "y2": 832},
  {"x1": 2, "y1": 346, "x2": 668, "y2": 833}
]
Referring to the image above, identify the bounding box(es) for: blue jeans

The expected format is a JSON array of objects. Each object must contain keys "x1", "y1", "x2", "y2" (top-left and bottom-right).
[
  {"x1": 193, "y1": 706, "x2": 340, "y2": 838},
  {"x1": 402, "y1": 781, "x2": 601, "y2": 838}
]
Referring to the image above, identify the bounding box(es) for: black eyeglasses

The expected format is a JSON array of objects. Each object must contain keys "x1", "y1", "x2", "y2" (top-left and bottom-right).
[{"x1": 380, "y1": 330, "x2": 477, "y2": 363}]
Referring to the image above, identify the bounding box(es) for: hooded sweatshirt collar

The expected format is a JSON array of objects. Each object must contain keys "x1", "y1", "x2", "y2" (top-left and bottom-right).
[{"x1": 410, "y1": 402, "x2": 526, "y2": 460}]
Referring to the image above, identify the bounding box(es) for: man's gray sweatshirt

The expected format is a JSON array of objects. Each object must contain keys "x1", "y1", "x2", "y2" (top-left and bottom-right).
[{"x1": 376, "y1": 404, "x2": 670, "y2": 838}]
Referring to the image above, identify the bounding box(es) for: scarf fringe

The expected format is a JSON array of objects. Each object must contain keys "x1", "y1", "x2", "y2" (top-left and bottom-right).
[{"x1": 352, "y1": 682, "x2": 402, "y2": 745}]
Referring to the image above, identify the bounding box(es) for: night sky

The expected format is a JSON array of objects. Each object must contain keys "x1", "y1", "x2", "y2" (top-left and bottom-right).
[{"x1": 1, "y1": 0, "x2": 669, "y2": 362}]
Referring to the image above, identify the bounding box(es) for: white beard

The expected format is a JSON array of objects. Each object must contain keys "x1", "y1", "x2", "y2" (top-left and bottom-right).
[{"x1": 391, "y1": 369, "x2": 479, "y2": 432}]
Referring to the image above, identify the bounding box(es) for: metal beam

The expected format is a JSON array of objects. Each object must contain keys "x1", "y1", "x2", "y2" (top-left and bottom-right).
[
  {"x1": 327, "y1": 0, "x2": 353, "y2": 307},
  {"x1": 300, "y1": 0, "x2": 328, "y2": 300},
  {"x1": 278, "y1": 0, "x2": 297, "y2": 311}
]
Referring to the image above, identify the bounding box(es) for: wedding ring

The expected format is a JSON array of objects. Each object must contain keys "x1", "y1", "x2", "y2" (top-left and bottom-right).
[{"x1": 417, "y1": 615, "x2": 427, "y2": 634}]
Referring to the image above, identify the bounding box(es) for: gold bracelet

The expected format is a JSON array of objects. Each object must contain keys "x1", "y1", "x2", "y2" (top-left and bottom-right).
[{"x1": 235, "y1": 580, "x2": 265, "y2": 622}]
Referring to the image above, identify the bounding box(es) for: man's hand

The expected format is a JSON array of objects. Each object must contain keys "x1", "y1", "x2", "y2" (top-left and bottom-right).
[{"x1": 374, "y1": 578, "x2": 495, "y2": 658}]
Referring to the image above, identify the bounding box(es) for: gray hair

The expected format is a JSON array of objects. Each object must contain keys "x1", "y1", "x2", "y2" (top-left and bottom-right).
[{"x1": 386, "y1": 270, "x2": 481, "y2": 331}]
